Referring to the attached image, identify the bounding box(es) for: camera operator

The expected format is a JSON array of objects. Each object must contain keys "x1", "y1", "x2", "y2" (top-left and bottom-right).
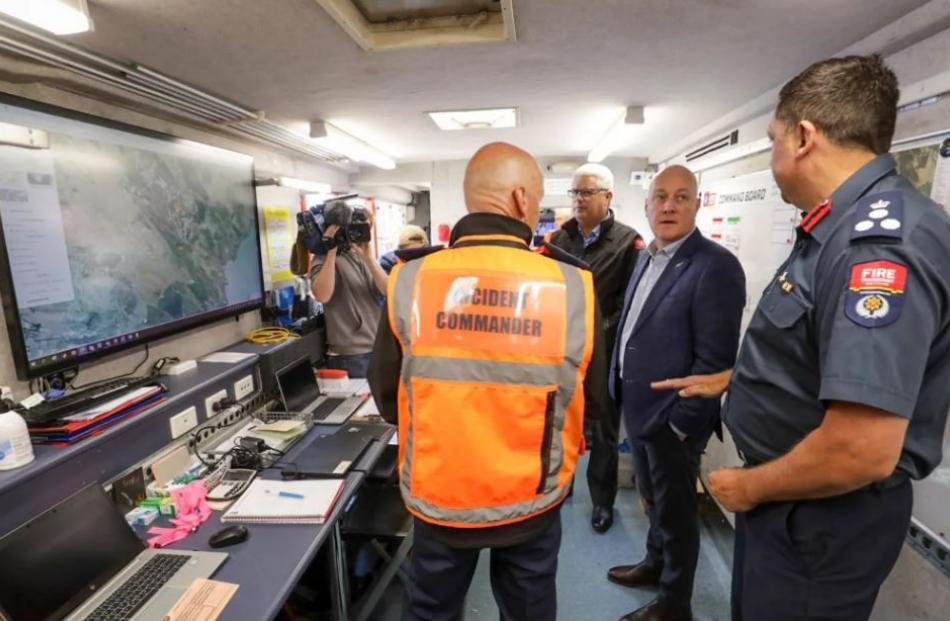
[{"x1": 309, "y1": 201, "x2": 388, "y2": 378}]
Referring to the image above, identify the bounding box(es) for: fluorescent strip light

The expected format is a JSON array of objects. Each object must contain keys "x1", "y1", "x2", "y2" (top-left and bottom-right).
[
  {"x1": 0, "y1": 0, "x2": 91, "y2": 35},
  {"x1": 310, "y1": 120, "x2": 395, "y2": 170},
  {"x1": 277, "y1": 176, "x2": 333, "y2": 194},
  {"x1": 587, "y1": 105, "x2": 645, "y2": 163},
  {"x1": 427, "y1": 108, "x2": 518, "y2": 131}
]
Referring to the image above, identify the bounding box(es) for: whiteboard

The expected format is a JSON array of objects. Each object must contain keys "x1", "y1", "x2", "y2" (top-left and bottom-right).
[
  {"x1": 696, "y1": 170, "x2": 796, "y2": 510},
  {"x1": 697, "y1": 137, "x2": 950, "y2": 545}
]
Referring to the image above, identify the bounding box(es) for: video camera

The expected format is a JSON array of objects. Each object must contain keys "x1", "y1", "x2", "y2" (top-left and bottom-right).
[{"x1": 297, "y1": 195, "x2": 372, "y2": 255}]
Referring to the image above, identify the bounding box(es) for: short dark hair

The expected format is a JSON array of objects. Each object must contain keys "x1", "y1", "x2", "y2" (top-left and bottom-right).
[{"x1": 776, "y1": 55, "x2": 899, "y2": 154}]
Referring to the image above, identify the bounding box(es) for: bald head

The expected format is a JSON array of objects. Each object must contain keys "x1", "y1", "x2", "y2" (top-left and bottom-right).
[
  {"x1": 648, "y1": 165, "x2": 698, "y2": 198},
  {"x1": 646, "y1": 164, "x2": 700, "y2": 248},
  {"x1": 463, "y1": 142, "x2": 544, "y2": 230}
]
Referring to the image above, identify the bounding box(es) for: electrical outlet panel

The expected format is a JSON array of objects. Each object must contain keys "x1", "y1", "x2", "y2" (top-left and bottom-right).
[
  {"x1": 219, "y1": 405, "x2": 244, "y2": 428},
  {"x1": 233, "y1": 375, "x2": 254, "y2": 400},
  {"x1": 169, "y1": 406, "x2": 197, "y2": 439},
  {"x1": 204, "y1": 389, "x2": 228, "y2": 418}
]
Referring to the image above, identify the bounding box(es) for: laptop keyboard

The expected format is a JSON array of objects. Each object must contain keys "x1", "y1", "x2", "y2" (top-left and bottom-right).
[
  {"x1": 84, "y1": 554, "x2": 190, "y2": 620},
  {"x1": 312, "y1": 397, "x2": 346, "y2": 420}
]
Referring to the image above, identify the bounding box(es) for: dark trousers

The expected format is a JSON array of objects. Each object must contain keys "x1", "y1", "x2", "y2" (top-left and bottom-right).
[
  {"x1": 732, "y1": 480, "x2": 912, "y2": 621},
  {"x1": 587, "y1": 397, "x2": 620, "y2": 508},
  {"x1": 325, "y1": 352, "x2": 371, "y2": 378},
  {"x1": 404, "y1": 512, "x2": 561, "y2": 621},
  {"x1": 631, "y1": 424, "x2": 705, "y2": 605}
]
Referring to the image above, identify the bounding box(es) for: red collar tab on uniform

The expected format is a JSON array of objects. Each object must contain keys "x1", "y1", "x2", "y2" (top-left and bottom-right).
[{"x1": 801, "y1": 198, "x2": 832, "y2": 233}]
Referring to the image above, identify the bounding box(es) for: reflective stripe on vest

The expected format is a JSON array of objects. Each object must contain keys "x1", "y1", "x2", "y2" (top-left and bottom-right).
[{"x1": 387, "y1": 239, "x2": 594, "y2": 528}]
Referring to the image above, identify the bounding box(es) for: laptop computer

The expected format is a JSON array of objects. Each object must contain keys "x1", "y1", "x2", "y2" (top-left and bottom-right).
[
  {"x1": 275, "y1": 356, "x2": 366, "y2": 425},
  {"x1": 281, "y1": 426, "x2": 375, "y2": 479},
  {"x1": 0, "y1": 484, "x2": 226, "y2": 621}
]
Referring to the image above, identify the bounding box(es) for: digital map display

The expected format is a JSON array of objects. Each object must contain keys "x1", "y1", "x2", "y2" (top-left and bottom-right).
[{"x1": 0, "y1": 110, "x2": 262, "y2": 369}]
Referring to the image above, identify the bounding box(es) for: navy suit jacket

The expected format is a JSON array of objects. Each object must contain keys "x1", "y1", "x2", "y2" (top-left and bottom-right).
[{"x1": 609, "y1": 229, "x2": 746, "y2": 440}]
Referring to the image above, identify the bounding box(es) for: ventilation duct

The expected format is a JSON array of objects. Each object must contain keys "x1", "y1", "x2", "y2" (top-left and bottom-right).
[
  {"x1": 685, "y1": 129, "x2": 739, "y2": 163},
  {"x1": 0, "y1": 17, "x2": 345, "y2": 164}
]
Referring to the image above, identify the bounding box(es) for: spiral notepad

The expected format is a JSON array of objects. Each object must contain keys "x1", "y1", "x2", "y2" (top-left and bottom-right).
[{"x1": 221, "y1": 479, "x2": 344, "y2": 524}]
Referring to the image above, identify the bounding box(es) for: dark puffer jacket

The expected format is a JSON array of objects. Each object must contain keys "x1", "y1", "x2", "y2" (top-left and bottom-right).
[{"x1": 548, "y1": 210, "x2": 643, "y2": 347}]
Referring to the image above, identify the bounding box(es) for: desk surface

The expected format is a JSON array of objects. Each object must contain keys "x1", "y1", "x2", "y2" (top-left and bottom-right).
[
  {"x1": 167, "y1": 472, "x2": 364, "y2": 621},
  {"x1": 160, "y1": 420, "x2": 393, "y2": 620}
]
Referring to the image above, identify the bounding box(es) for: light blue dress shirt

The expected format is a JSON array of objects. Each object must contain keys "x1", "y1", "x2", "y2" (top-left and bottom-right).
[{"x1": 582, "y1": 223, "x2": 602, "y2": 248}]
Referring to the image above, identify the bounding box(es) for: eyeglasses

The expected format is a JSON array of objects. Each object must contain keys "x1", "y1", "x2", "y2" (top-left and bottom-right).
[{"x1": 567, "y1": 188, "x2": 609, "y2": 199}]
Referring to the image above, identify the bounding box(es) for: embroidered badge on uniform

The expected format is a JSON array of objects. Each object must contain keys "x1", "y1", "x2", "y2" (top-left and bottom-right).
[
  {"x1": 844, "y1": 260, "x2": 907, "y2": 327},
  {"x1": 850, "y1": 190, "x2": 904, "y2": 241}
]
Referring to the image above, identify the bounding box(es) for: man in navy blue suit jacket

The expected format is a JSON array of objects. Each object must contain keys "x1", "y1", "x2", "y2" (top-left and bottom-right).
[{"x1": 607, "y1": 165, "x2": 745, "y2": 621}]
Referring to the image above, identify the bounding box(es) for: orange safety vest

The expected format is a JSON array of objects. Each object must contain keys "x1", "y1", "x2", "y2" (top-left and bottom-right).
[{"x1": 387, "y1": 233, "x2": 596, "y2": 529}]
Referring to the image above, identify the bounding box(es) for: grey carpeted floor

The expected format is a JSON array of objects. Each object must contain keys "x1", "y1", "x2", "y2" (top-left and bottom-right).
[{"x1": 370, "y1": 453, "x2": 735, "y2": 621}]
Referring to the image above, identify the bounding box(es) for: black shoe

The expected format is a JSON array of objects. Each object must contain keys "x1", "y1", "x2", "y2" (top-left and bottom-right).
[
  {"x1": 591, "y1": 505, "x2": 613, "y2": 533},
  {"x1": 607, "y1": 562, "x2": 661, "y2": 588},
  {"x1": 619, "y1": 597, "x2": 692, "y2": 621}
]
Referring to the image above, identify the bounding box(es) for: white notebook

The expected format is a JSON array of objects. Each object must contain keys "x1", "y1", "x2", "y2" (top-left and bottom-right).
[{"x1": 221, "y1": 479, "x2": 345, "y2": 524}]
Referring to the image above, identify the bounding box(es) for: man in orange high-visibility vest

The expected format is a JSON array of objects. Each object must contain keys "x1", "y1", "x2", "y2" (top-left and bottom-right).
[{"x1": 369, "y1": 142, "x2": 609, "y2": 621}]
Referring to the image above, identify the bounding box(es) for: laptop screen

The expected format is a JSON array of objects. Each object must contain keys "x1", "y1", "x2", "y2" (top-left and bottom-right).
[
  {"x1": 276, "y1": 357, "x2": 322, "y2": 412},
  {"x1": 0, "y1": 484, "x2": 145, "y2": 621}
]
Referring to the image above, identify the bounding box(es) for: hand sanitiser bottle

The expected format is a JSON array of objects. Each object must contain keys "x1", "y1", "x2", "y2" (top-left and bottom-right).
[{"x1": 0, "y1": 397, "x2": 34, "y2": 471}]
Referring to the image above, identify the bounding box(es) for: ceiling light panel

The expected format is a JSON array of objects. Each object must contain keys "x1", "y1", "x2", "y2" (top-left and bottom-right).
[
  {"x1": 427, "y1": 108, "x2": 518, "y2": 131},
  {"x1": 0, "y1": 0, "x2": 91, "y2": 35}
]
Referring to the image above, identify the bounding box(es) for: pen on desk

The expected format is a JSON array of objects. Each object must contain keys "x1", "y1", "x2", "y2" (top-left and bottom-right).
[{"x1": 266, "y1": 489, "x2": 305, "y2": 499}]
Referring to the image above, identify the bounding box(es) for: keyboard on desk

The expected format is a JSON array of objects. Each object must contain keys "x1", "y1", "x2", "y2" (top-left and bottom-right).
[
  {"x1": 23, "y1": 376, "x2": 157, "y2": 425},
  {"x1": 83, "y1": 553, "x2": 190, "y2": 621}
]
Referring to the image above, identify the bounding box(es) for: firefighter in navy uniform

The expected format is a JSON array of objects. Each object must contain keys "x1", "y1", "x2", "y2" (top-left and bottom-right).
[
  {"x1": 369, "y1": 142, "x2": 609, "y2": 621},
  {"x1": 653, "y1": 55, "x2": 950, "y2": 621}
]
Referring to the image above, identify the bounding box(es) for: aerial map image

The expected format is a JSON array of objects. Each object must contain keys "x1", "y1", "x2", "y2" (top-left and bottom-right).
[
  {"x1": 6, "y1": 130, "x2": 262, "y2": 363},
  {"x1": 894, "y1": 144, "x2": 939, "y2": 197}
]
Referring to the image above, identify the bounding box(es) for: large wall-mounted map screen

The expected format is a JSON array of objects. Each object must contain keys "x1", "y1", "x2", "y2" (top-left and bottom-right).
[{"x1": 0, "y1": 98, "x2": 264, "y2": 379}]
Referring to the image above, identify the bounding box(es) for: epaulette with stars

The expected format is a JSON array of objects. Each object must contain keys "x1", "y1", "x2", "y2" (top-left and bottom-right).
[{"x1": 850, "y1": 190, "x2": 904, "y2": 243}]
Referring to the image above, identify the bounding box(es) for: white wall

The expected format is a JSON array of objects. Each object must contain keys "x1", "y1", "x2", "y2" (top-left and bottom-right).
[
  {"x1": 0, "y1": 77, "x2": 348, "y2": 399},
  {"x1": 663, "y1": 25, "x2": 950, "y2": 175},
  {"x1": 353, "y1": 156, "x2": 652, "y2": 242},
  {"x1": 352, "y1": 184, "x2": 413, "y2": 206},
  {"x1": 423, "y1": 156, "x2": 653, "y2": 242},
  {"x1": 428, "y1": 159, "x2": 469, "y2": 242}
]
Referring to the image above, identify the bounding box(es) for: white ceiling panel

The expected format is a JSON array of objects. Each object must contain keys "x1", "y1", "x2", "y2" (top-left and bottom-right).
[{"x1": 60, "y1": 0, "x2": 933, "y2": 163}]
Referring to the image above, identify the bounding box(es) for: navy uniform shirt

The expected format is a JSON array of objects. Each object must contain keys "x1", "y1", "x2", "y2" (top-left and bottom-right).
[{"x1": 723, "y1": 154, "x2": 950, "y2": 479}]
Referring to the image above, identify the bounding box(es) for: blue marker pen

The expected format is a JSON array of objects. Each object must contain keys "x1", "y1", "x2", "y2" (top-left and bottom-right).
[{"x1": 266, "y1": 489, "x2": 305, "y2": 499}]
